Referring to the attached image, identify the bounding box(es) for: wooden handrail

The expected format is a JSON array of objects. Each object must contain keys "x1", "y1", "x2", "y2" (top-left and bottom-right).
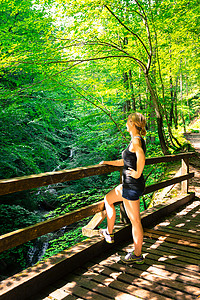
[
  {"x1": 0, "y1": 152, "x2": 196, "y2": 196},
  {"x1": 0, "y1": 172, "x2": 194, "y2": 253},
  {"x1": 0, "y1": 152, "x2": 196, "y2": 254}
]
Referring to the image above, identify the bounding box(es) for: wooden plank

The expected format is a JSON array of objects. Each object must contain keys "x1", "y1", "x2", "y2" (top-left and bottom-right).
[
  {"x1": 115, "y1": 261, "x2": 200, "y2": 293},
  {"x1": 55, "y1": 282, "x2": 110, "y2": 300},
  {"x1": 141, "y1": 193, "x2": 195, "y2": 227},
  {"x1": 56, "y1": 273, "x2": 133, "y2": 300},
  {"x1": 143, "y1": 249, "x2": 200, "y2": 274},
  {"x1": 73, "y1": 267, "x2": 143, "y2": 300},
  {"x1": 144, "y1": 152, "x2": 196, "y2": 165},
  {"x1": 143, "y1": 172, "x2": 194, "y2": 194},
  {"x1": 90, "y1": 263, "x2": 173, "y2": 300},
  {"x1": 142, "y1": 239, "x2": 200, "y2": 270},
  {"x1": 31, "y1": 287, "x2": 83, "y2": 300},
  {"x1": 117, "y1": 239, "x2": 200, "y2": 279},
  {"x1": 82, "y1": 211, "x2": 107, "y2": 237},
  {"x1": 136, "y1": 262, "x2": 200, "y2": 286},
  {"x1": 117, "y1": 247, "x2": 200, "y2": 281},
  {"x1": 90, "y1": 244, "x2": 200, "y2": 298},
  {"x1": 181, "y1": 157, "x2": 189, "y2": 193},
  {"x1": 0, "y1": 200, "x2": 104, "y2": 253},
  {"x1": 143, "y1": 241, "x2": 200, "y2": 266},
  {"x1": 156, "y1": 217, "x2": 200, "y2": 229},
  {"x1": 143, "y1": 237, "x2": 200, "y2": 258},
  {"x1": 144, "y1": 230, "x2": 200, "y2": 248},
  {"x1": 144, "y1": 228, "x2": 200, "y2": 244},
  {"x1": 126, "y1": 249, "x2": 200, "y2": 283},
  {"x1": 99, "y1": 263, "x2": 199, "y2": 299},
  {"x1": 48, "y1": 288, "x2": 75, "y2": 300},
  {"x1": 0, "y1": 152, "x2": 196, "y2": 196},
  {"x1": 30, "y1": 292, "x2": 79, "y2": 300},
  {"x1": 0, "y1": 164, "x2": 121, "y2": 196},
  {"x1": 52, "y1": 276, "x2": 113, "y2": 300},
  {"x1": 152, "y1": 226, "x2": 200, "y2": 239}
]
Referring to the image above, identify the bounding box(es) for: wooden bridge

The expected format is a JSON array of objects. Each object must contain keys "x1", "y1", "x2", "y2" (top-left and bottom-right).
[{"x1": 0, "y1": 152, "x2": 200, "y2": 300}]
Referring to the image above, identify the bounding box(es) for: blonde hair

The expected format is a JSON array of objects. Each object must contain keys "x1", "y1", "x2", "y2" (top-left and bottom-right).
[{"x1": 128, "y1": 112, "x2": 146, "y2": 136}]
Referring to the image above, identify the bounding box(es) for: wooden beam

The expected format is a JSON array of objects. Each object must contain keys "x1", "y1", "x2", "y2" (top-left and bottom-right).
[
  {"x1": 143, "y1": 172, "x2": 194, "y2": 195},
  {"x1": 0, "y1": 165, "x2": 121, "y2": 196},
  {"x1": 0, "y1": 173, "x2": 194, "y2": 253},
  {"x1": 0, "y1": 200, "x2": 104, "y2": 253},
  {"x1": 144, "y1": 152, "x2": 196, "y2": 166},
  {"x1": 0, "y1": 153, "x2": 196, "y2": 196},
  {"x1": 82, "y1": 211, "x2": 107, "y2": 237},
  {"x1": 181, "y1": 157, "x2": 189, "y2": 193}
]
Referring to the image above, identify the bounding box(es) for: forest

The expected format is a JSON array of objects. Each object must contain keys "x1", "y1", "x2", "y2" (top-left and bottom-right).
[{"x1": 0, "y1": 0, "x2": 199, "y2": 279}]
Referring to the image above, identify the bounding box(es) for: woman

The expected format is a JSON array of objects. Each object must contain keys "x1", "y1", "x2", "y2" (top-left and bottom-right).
[{"x1": 99, "y1": 112, "x2": 146, "y2": 264}]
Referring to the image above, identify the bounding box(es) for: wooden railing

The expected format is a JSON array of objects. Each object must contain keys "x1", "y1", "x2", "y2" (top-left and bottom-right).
[{"x1": 0, "y1": 152, "x2": 196, "y2": 254}]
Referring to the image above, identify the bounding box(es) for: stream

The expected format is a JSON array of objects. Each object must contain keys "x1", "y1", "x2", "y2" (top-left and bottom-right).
[{"x1": 26, "y1": 217, "x2": 69, "y2": 267}]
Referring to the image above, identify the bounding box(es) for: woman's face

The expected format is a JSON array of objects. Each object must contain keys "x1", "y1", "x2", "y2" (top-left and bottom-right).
[{"x1": 126, "y1": 119, "x2": 133, "y2": 132}]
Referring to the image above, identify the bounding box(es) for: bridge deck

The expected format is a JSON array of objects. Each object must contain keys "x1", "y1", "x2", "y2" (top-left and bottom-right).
[{"x1": 30, "y1": 198, "x2": 200, "y2": 300}]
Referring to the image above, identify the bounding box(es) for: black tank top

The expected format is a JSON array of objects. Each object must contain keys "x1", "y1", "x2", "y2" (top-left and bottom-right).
[{"x1": 122, "y1": 136, "x2": 146, "y2": 191}]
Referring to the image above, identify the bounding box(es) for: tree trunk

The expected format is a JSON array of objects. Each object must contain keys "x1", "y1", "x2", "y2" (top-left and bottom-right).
[
  {"x1": 169, "y1": 75, "x2": 174, "y2": 127},
  {"x1": 163, "y1": 105, "x2": 182, "y2": 147},
  {"x1": 145, "y1": 74, "x2": 169, "y2": 154},
  {"x1": 185, "y1": 73, "x2": 191, "y2": 121},
  {"x1": 129, "y1": 70, "x2": 136, "y2": 111},
  {"x1": 123, "y1": 72, "x2": 131, "y2": 114},
  {"x1": 174, "y1": 99, "x2": 178, "y2": 130},
  {"x1": 180, "y1": 72, "x2": 186, "y2": 133},
  {"x1": 149, "y1": 100, "x2": 156, "y2": 142},
  {"x1": 138, "y1": 68, "x2": 143, "y2": 110}
]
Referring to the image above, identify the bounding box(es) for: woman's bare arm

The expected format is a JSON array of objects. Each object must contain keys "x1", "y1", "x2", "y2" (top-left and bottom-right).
[{"x1": 99, "y1": 159, "x2": 124, "y2": 167}]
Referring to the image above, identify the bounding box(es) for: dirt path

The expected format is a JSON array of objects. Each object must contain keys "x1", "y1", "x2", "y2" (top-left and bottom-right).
[
  {"x1": 184, "y1": 133, "x2": 200, "y2": 154},
  {"x1": 185, "y1": 133, "x2": 200, "y2": 198}
]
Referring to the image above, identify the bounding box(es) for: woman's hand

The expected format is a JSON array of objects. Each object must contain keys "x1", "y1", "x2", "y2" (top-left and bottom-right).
[
  {"x1": 127, "y1": 167, "x2": 138, "y2": 179},
  {"x1": 99, "y1": 161, "x2": 107, "y2": 165}
]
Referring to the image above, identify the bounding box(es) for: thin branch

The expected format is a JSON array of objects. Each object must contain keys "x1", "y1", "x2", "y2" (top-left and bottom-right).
[
  {"x1": 5, "y1": 62, "x2": 83, "y2": 99},
  {"x1": 85, "y1": 41, "x2": 147, "y2": 70},
  {"x1": 46, "y1": 75, "x2": 128, "y2": 141},
  {"x1": 135, "y1": 0, "x2": 152, "y2": 71},
  {"x1": 18, "y1": 52, "x2": 146, "y2": 70},
  {"x1": 104, "y1": 4, "x2": 150, "y2": 58}
]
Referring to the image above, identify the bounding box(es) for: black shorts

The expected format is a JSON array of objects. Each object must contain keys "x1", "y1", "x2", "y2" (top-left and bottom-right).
[{"x1": 122, "y1": 187, "x2": 143, "y2": 201}]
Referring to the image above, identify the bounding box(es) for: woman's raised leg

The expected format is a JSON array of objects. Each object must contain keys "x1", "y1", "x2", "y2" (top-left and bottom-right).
[{"x1": 104, "y1": 184, "x2": 123, "y2": 234}]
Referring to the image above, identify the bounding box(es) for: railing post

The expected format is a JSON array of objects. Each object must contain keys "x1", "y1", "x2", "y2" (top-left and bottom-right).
[
  {"x1": 119, "y1": 169, "x2": 130, "y2": 224},
  {"x1": 181, "y1": 156, "x2": 189, "y2": 193}
]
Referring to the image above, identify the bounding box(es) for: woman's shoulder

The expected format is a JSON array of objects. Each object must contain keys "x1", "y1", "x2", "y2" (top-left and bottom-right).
[
  {"x1": 131, "y1": 136, "x2": 146, "y2": 153},
  {"x1": 132, "y1": 136, "x2": 143, "y2": 145}
]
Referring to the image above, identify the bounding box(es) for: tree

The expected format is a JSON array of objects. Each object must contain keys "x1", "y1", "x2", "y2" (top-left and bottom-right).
[{"x1": 35, "y1": 0, "x2": 170, "y2": 153}]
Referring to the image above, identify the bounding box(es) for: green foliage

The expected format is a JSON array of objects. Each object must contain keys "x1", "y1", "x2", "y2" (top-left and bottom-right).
[
  {"x1": 41, "y1": 223, "x2": 88, "y2": 259},
  {"x1": 0, "y1": 95, "x2": 70, "y2": 179},
  {"x1": 45, "y1": 188, "x2": 110, "y2": 218},
  {"x1": 0, "y1": 204, "x2": 42, "y2": 274}
]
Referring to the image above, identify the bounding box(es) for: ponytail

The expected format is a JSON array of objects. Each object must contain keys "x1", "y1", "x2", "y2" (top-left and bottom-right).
[
  {"x1": 129, "y1": 112, "x2": 146, "y2": 136},
  {"x1": 140, "y1": 127, "x2": 146, "y2": 136}
]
